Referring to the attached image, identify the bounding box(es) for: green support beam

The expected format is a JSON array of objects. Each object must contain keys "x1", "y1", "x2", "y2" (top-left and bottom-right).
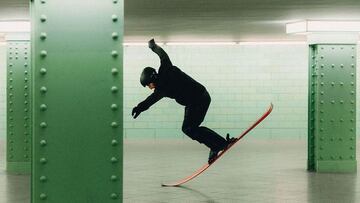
[
  {"x1": 6, "y1": 39, "x2": 31, "y2": 174},
  {"x1": 308, "y1": 44, "x2": 356, "y2": 173},
  {"x1": 31, "y1": 0, "x2": 123, "y2": 202}
]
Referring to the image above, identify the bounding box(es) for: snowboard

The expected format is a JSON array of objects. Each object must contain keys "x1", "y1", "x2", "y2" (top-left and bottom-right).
[{"x1": 161, "y1": 103, "x2": 273, "y2": 187}]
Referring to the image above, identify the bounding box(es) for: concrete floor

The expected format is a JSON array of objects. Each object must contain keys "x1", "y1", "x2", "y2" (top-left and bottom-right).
[
  {"x1": 124, "y1": 138, "x2": 360, "y2": 203},
  {"x1": 0, "y1": 138, "x2": 360, "y2": 203}
]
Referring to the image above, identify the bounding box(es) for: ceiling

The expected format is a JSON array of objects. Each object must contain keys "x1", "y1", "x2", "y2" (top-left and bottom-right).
[{"x1": 1, "y1": 0, "x2": 360, "y2": 42}]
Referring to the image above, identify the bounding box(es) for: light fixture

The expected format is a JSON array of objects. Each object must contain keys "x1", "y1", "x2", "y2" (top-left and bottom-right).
[
  {"x1": 0, "y1": 21, "x2": 30, "y2": 33},
  {"x1": 165, "y1": 42, "x2": 237, "y2": 46},
  {"x1": 286, "y1": 20, "x2": 360, "y2": 34}
]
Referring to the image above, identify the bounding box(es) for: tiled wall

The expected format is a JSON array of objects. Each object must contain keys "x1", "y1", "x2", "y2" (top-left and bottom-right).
[
  {"x1": 124, "y1": 44, "x2": 311, "y2": 139},
  {"x1": 0, "y1": 43, "x2": 358, "y2": 139}
]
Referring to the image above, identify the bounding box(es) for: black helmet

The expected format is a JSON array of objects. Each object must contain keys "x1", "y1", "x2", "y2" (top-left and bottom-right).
[{"x1": 140, "y1": 67, "x2": 158, "y2": 87}]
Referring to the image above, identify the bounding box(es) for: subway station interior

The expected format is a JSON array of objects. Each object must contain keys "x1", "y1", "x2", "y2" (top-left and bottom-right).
[{"x1": 0, "y1": 0, "x2": 360, "y2": 202}]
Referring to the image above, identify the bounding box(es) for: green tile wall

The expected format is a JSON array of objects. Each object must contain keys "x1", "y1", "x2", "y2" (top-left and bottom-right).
[{"x1": 124, "y1": 44, "x2": 309, "y2": 139}]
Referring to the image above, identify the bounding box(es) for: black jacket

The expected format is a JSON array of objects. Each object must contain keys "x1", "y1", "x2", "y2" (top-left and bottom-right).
[{"x1": 137, "y1": 45, "x2": 206, "y2": 112}]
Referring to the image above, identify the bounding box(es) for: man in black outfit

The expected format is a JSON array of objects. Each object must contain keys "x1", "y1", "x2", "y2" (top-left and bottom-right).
[{"x1": 132, "y1": 39, "x2": 235, "y2": 164}]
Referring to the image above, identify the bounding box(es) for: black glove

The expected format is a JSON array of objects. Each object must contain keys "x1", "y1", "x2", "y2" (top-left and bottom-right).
[
  {"x1": 132, "y1": 106, "x2": 142, "y2": 119},
  {"x1": 148, "y1": 38, "x2": 156, "y2": 49}
]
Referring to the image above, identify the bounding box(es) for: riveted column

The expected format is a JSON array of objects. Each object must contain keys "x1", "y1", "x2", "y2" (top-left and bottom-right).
[
  {"x1": 308, "y1": 44, "x2": 356, "y2": 172},
  {"x1": 31, "y1": 0, "x2": 123, "y2": 202},
  {"x1": 6, "y1": 36, "x2": 31, "y2": 174}
]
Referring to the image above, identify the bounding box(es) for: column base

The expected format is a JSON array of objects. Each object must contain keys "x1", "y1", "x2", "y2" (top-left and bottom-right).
[{"x1": 316, "y1": 160, "x2": 357, "y2": 173}]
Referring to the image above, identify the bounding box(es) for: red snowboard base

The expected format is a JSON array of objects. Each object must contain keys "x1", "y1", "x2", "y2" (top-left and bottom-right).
[{"x1": 161, "y1": 103, "x2": 273, "y2": 187}]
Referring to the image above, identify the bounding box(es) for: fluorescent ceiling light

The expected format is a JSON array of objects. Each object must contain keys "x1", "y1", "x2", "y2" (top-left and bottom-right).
[
  {"x1": 286, "y1": 20, "x2": 360, "y2": 34},
  {"x1": 0, "y1": 21, "x2": 30, "y2": 33},
  {"x1": 165, "y1": 42, "x2": 237, "y2": 46},
  {"x1": 239, "y1": 41, "x2": 306, "y2": 45}
]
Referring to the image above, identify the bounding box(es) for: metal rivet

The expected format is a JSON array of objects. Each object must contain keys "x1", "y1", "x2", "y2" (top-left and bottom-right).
[
  {"x1": 111, "y1": 157, "x2": 118, "y2": 163},
  {"x1": 40, "y1": 158, "x2": 47, "y2": 164},
  {"x1": 331, "y1": 100, "x2": 335, "y2": 104},
  {"x1": 40, "y1": 32, "x2": 47, "y2": 40},
  {"x1": 40, "y1": 104, "x2": 47, "y2": 111},
  {"x1": 111, "y1": 86, "x2": 118, "y2": 93},
  {"x1": 340, "y1": 82, "x2": 344, "y2": 86},
  {"x1": 111, "y1": 175, "x2": 118, "y2": 181},
  {"x1": 111, "y1": 140, "x2": 118, "y2": 146},
  {"x1": 112, "y1": 32, "x2": 119, "y2": 40},
  {"x1": 340, "y1": 64, "x2": 344, "y2": 68},
  {"x1": 111, "y1": 104, "x2": 118, "y2": 110},
  {"x1": 111, "y1": 122, "x2": 118, "y2": 128},
  {"x1": 110, "y1": 193, "x2": 118, "y2": 199},
  {"x1": 112, "y1": 14, "x2": 118, "y2": 22},
  {"x1": 40, "y1": 50, "x2": 47, "y2": 57},
  {"x1": 40, "y1": 86, "x2": 47, "y2": 93},
  {"x1": 331, "y1": 64, "x2": 335, "y2": 68},
  {"x1": 41, "y1": 0, "x2": 46, "y2": 3},
  {"x1": 40, "y1": 193, "x2": 47, "y2": 200},
  {"x1": 40, "y1": 176, "x2": 47, "y2": 182},
  {"x1": 40, "y1": 122, "x2": 47, "y2": 128},
  {"x1": 40, "y1": 68, "x2": 47, "y2": 75},
  {"x1": 111, "y1": 50, "x2": 118, "y2": 57},
  {"x1": 113, "y1": 0, "x2": 118, "y2": 3},
  {"x1": 40, "y1": 140, "x2": 47, "y2": 146},
  {"x1": 111, "y1": 68, "x2": 118, "y2": 75},
  {"x1": 40, "y1": 15, "x2": 47, "y2": 22},
  {"x1": 331, "y1": 82, "x2": 335, "y2": 86}
]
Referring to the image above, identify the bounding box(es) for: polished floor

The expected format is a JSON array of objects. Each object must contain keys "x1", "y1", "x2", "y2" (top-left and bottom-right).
[{"x1": 0, "y1": 138, "x2": 360, "y2": 203}]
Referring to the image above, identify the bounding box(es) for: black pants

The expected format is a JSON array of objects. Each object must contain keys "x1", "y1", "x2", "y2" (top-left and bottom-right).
[{"x1": 181, "y1": 91, "x2": 227, "y2": 151}]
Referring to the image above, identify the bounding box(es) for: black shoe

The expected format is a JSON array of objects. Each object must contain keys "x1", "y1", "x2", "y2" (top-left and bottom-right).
[
  {"x1": 208, "y1": 134, "x2": 237, "y2": 164},
  {"x1": 208, "y1": 149, "x2": 220, "y2": 164}
]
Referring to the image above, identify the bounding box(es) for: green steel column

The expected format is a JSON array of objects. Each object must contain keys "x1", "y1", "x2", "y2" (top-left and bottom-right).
[
  {"x1": 6, "y1": 40, "x2": 31, "y2": 174},
  {"x1": 308, "y1": 44, "x2": 356, "y2": 173},
  {"x1": 308, "y1": 45, "x2": 316, "y2": 171},
  {"x1": 30, "y1": 0, "x2": 123, "y2": 202}
]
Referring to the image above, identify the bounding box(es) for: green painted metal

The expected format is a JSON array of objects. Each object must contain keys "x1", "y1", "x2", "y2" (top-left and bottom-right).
[
  {"x1": 6, "y1": 40, "x2": 31, "y2": 174},
  {"x1": 31, "y1": 0, "x2": 123, "y2": 202},
  {"x1": 308, "y1": 45, "x2": 316, "y2": 172},
  {"x1": 308, "y1": 44, "x2": 356, "y2": 173}
]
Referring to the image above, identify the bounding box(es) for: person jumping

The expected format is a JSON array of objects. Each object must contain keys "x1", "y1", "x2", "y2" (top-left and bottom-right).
[{"x1": 131, "y1": 39, "x2": 235, "y2": 164}]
